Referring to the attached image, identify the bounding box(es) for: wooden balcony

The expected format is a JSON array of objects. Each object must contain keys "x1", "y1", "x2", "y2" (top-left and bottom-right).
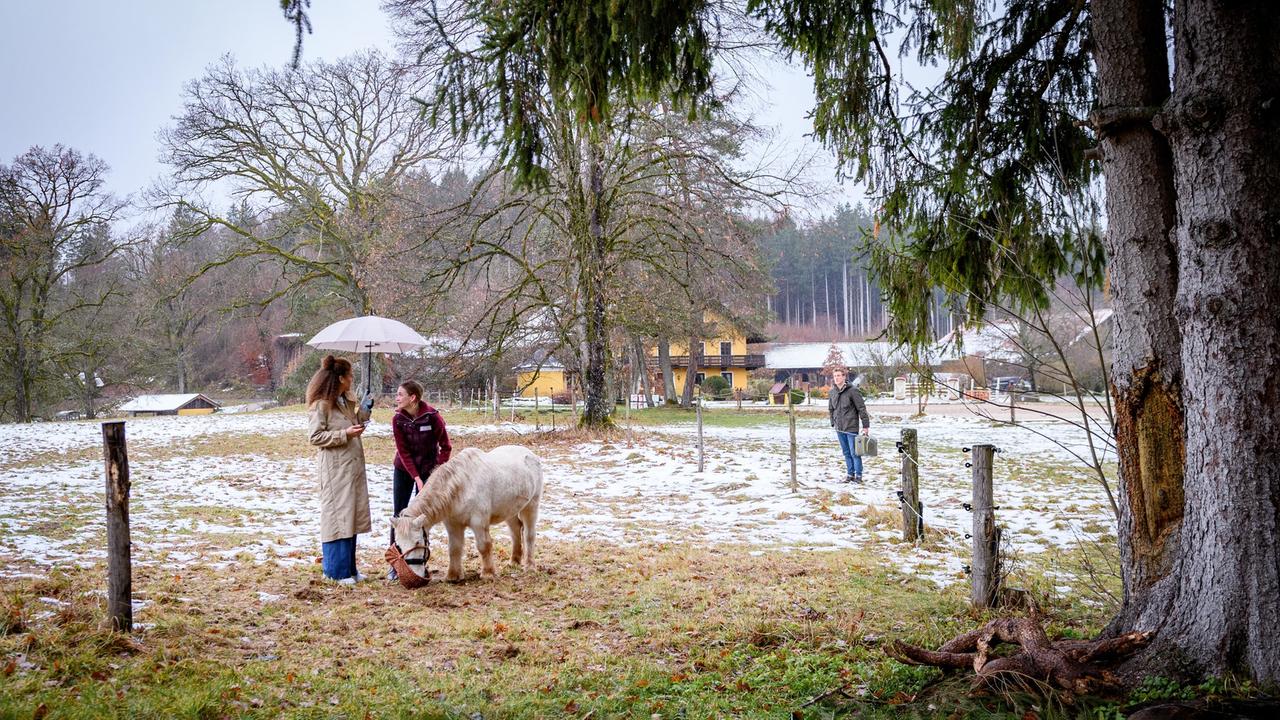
[{"x1": 649, "y1": 354, "x2": 767, "y2": 370}]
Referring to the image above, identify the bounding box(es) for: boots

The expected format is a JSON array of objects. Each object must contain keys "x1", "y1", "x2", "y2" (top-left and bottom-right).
[
  {"x1": 853, "y1": 474, "x2": 863, "y2": 484},
  {"x1": 843, "y1": 474, "x2": 855, "y2": 483}
]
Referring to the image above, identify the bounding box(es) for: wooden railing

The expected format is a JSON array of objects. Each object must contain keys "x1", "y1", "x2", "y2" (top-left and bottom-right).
[{"x1": 649, "y1": 354, "x2": 767, "y2": 370}]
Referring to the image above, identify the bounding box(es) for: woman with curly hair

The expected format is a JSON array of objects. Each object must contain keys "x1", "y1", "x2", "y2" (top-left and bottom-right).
[{"x1": 306, "y1": 354, "x2": 373, "y2": 584}]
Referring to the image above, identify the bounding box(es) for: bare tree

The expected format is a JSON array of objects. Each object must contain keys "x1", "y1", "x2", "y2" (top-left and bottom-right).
[
  {"x1": 160, "y1": 51, "x2": 456, "y2": 315},
  {"x1": 159, "y1": 51, "x2": 457, "y2": 390},
  {"x1": 0, "y1": 146, "x2": 128, "y2": 422},
  {"x1": 124, "y1": 212, "x2": 228, "y2": 394},
  {"x1": 388, "y1": 0, "x2": 798, "y2": 427},
  {"x1": 51, "y1": 224, "x2": 138, "y2": 419},
  {"x1": 426, "y1": 99, "x2": 788, "y2": 425}
]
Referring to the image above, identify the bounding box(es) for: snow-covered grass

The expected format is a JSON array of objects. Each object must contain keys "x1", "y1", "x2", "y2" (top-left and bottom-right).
[
  {"x1": 0, "y1": 405, "x2": 1116, "y2": 604},
  {"x1": 0, "y1": 405, "x2": 1129, "y2": 718}
]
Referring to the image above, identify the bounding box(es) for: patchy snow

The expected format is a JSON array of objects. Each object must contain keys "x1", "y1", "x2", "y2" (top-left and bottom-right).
[
  {"x1": 934, "y1": 322, "x2": 1025, "y2": 362},
  {"x1": 756, "y1": 341, "x2": 915, "y2": 369},
  {"x1": 117, "y1": 393, "x2": 219, "y2": 413},
  {"x1": 0, "y1": 407, "x2": 1114, "y2": 592},
  {"x1": 0, "y1": 411, "x2": 305, "y2": 466}
]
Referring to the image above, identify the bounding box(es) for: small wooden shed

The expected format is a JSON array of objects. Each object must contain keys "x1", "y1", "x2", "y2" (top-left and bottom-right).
[
  {"x1": 118, "y1": 393, "x2": 220, "y2": 417},
  {"x1": 768, "y1": 381, "x2": 791, "y2": 405}
]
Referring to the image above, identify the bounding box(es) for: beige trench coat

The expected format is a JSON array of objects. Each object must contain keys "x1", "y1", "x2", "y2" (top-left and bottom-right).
[{"x1": 308, "y1": 397, "x2": 372, "y2": 543}]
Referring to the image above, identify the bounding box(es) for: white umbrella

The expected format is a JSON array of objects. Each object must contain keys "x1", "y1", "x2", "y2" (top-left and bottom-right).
[{"x1": 307, "y1": 315, "x2": 429, "y2": 395}]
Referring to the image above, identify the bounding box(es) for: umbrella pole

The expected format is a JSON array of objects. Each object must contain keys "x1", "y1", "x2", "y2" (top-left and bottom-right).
[{"x1": 365, "y1": 346, "x2": 372, "y2": 397}]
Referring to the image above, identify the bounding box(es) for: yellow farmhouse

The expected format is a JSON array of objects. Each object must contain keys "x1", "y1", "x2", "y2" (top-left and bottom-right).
[{"x1": 649, "y1": 315, "x2": 765, "y2": 393}]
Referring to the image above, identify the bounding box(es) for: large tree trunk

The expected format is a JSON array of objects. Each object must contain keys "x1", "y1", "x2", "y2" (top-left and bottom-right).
[
  {"x1": 16, "y1": 355, "x2": 32, "y2": 422},
  {"x1": 633, "y1": 337, "x2": 654, "y2": 408},
  {"x1": 13, "y1": 329, "x2": 31, "y2": 423},
  {"x1": 81, "y1": 369, "x2": 98, "y2": 420},
  {"x1": 1132, "y1": 0, "x2": 1280, "y2": 683},
  {"x1": 658, "y1": 338, "x2": 677, "y2": 404},
  {"x1": 1092, "y1": 0, "x2": 1185, "y2": 628},
  {"x1": 579, "y1": 137, "x2": 613, "y2": 429},
  {"x1": 177, "y1": 344, "x2": 188, "y2": 394},
  {"x1": 680, "y1": 335, "x2": 701, "y2": 408},
  {"x1": 1095, "y1": 0, "x2": 1280, "y2": 685}
]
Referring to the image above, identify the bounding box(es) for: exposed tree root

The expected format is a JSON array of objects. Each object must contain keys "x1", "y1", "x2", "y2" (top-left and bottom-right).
[{"x1": 888, "y1": 617, "x2": 1152, "y2": 699}]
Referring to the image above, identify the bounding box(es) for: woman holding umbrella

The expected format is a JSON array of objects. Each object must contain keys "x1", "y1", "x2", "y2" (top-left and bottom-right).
[{"x1": 306, "y1": 355, "x2": 375, "y2": 584}]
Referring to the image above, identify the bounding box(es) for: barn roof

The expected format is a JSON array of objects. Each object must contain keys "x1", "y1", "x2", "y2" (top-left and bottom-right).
[
  {"x1": 931, "y1": 322, "x2": 1024, "y2": 363},
  {"x1": 514, "y1": 354, "x2": 565, "y2": 372},
  {"x1": 931, "y1": 309, "x2": 1114, "y2": 363},
  {"x1": 117, "y1": 393, "x2": 220, "y2": 412},
  {"x1": 756, "y1": 341, "x2": 917, "y2": 370}
]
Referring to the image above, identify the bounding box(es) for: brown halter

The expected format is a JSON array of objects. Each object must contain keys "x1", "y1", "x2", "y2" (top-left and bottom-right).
[{"x1": 384, "y1": 538, "x2": 430, "y2": 589}]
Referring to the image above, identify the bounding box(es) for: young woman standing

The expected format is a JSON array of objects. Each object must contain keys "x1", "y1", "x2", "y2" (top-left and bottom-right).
[
  {"x1": 388, "y1": 380, "x2": 451, "y2": 579},
  {"x1": 306, "y1": 355, "x2": 373, "y2": 583}
]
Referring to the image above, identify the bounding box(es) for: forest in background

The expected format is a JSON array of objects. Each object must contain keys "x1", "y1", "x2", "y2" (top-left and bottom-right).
[{"x1": 3, "y1": 133, "x2": 923, "y2": 422}]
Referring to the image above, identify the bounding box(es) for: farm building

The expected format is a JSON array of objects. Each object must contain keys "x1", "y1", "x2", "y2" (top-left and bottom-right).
[
  {"x1": 755, "y1": 341, "x2": 917, "y2": 387},
  {"x1": 930, "y1": 310, "x2": 1113, "y2": 391},
  {"x1": 117, "y1": 393, "x2": 220, "y2": 417},
  {"x1": 515, "y1": 355, "x2": 570, "y2": 399},
  {"x1": 648, "y1": 314, "x2": 765, "y2": 393}
]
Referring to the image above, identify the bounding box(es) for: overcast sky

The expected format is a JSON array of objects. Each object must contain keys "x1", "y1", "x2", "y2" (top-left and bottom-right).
[{"x1": 0, "y1": 0, "x2": 863, "y2": 218}]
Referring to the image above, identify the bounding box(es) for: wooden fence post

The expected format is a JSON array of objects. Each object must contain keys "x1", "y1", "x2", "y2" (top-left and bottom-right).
[
  {"x1": 788, "y1": 390, "x2": 797, "y2": 491},
  {"x1": 102, "y1": 421, "x2": 132, "y2": 633},
  {"x1": 534, "y1": 390, "x2": 541, "y2": 431},
  {"x1": 696, "y1": 388, "x2": 704, "y2": 472},
  {"x1": 510, "y1": 391, "x2": 517, "y2": 422},
  {"x1": 970, "y1": 444, "x2": 999, "y2": 608},
  {"x1": 1009, "y1": 392, "x2": 1017, "y2": 425},
  {"x1": 900, "y1": 428, "x2": 921, "y2": 542}
]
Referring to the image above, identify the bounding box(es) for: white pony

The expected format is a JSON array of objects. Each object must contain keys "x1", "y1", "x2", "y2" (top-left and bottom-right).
[{"x1": 390, "y1": 445, "x2": 542, "y2": 582}]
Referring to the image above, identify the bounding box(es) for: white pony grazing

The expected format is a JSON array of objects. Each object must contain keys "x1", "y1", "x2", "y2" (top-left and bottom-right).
[{"x1": 390, "y1": 445, "x2": 542, "y2": 582}]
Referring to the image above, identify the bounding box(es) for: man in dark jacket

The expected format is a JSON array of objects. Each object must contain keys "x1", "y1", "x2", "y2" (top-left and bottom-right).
[{"x1": 828, "y1": 368, "x2": 870, "y2": 483}]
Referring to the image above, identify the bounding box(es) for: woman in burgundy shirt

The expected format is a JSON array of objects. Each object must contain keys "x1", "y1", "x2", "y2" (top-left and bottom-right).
[{"x1": 388, "y1": 381, "x2": 452, "y2": 576}]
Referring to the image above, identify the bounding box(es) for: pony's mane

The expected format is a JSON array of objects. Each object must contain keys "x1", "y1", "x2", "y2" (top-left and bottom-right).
[{"x1": 404, "y1": 447, "x2": 482, "y2": 524}]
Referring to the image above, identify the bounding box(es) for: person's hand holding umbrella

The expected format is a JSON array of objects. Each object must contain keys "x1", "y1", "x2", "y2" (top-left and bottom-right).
[{"x1": 306, "y1": 315, "x2": 430, "y2": 400}]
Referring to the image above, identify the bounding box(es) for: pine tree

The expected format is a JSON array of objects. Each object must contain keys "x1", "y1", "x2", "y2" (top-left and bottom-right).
[{"x1": 745, "y1": 0, "x2": 1280, "y2": 684}]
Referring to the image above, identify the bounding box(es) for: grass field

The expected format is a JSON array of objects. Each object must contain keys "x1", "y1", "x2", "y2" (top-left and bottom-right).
[
  {"x1": 1, "y1": 540, "x2": 1128, "y2": 719},
  {"x1": 0, "y1": 404, "x2": 1160, "y2": 718}
]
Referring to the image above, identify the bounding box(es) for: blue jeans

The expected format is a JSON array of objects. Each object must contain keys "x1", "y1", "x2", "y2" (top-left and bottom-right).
[
  {"x1": 836, "y1": 431, "x2": 863, "y2": 477},
  {"x1": 321, "y1": 536, "x2": 357, "y2": 580}
]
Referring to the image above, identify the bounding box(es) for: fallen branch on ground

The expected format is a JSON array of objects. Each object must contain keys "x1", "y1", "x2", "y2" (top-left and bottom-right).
[{"x1": 888, "y1": 616, "x2": 1151, "y2": 699}]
